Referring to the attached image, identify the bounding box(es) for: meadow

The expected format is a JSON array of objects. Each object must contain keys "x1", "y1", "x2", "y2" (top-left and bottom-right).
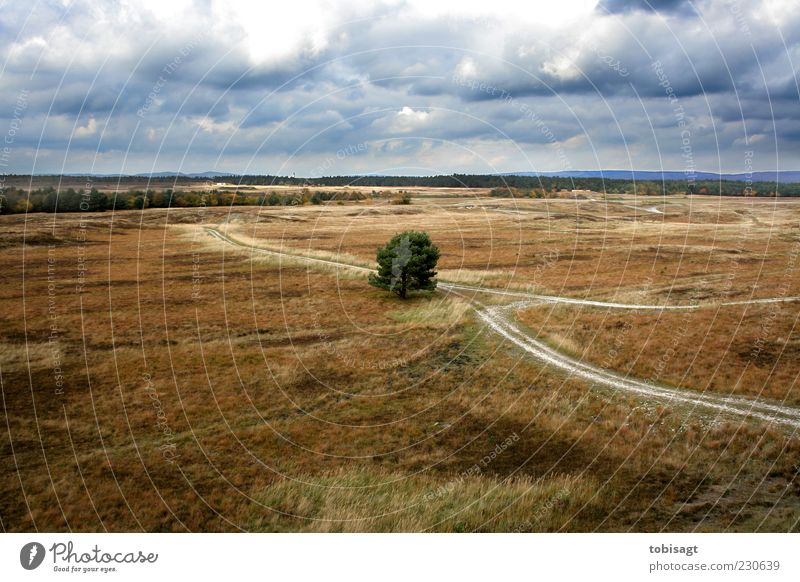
[{"x1": 1, "y1": 191, "x2": 799, "y2": 532}]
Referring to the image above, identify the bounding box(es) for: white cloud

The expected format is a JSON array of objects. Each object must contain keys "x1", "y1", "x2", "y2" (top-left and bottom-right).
[
  {"x1": 455, "y1": 57, "x2": 478, "y2": 78},
  {"x1": 403, "y1": 0, "x2": 597, "y2": 28},
  {"x1": 191, "y1": 116, "x2": 239, "y2": 134},
  {"x1": 386, "y1": 107, "x2": 431, "y2": 133},
  {"x1": 73, "y1": 118, "x2": 97, "y2": 137}
]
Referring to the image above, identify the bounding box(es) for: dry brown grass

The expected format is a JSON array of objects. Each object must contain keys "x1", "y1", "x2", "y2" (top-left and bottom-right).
[
  {"x1": 213, "y1": 194, "x2": 800, "y2": 303},
  {"x1": 386, "y1": 296, "x2": 470, "y2": 327},
  {"x1": 1, "y1": 197, "x2": 799, "y2": 532},
  {"x1": 247, "y1": 468, "x2": 597, "y2": 532},
  {"x1": 516, "y1": 302, "x2": 800, "y2": 404}
]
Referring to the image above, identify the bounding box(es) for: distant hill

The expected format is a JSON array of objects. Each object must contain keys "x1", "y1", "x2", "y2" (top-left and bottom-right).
[
  {"x1": 503, "y1": 170, "x2": 800, "y2": 183},
  {"x1": 131, "y1": 171, "x2": 235, "y2": 179},
  {"x1": 36, "y1": 170, "x2": 800, "y2": 183},
  {"x1": 53, "y1": 171, "x2": 236, "y2": 179}
]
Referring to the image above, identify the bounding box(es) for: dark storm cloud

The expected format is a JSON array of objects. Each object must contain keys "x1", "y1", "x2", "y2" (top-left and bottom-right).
[{"x1": 596, "y1": 0, "x2": 698, "y2": 15}]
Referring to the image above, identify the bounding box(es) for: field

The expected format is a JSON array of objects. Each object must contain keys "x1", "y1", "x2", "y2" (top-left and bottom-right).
[{"x1": 1, "y1": 192, "x2": 800, "y2": 532}]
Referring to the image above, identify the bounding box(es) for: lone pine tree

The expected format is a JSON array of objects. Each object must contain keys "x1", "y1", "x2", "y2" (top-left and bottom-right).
[{"x1": 368, "y1": 231, "x2": 440, "y2": 298}]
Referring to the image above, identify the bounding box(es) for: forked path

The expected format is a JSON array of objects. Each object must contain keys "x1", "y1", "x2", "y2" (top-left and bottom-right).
[{"x1": 205, "y1": 227, "x2": 800, "y2": 431}]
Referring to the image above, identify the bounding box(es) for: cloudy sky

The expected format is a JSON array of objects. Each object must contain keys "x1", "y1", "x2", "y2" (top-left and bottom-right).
[{"x1": 0, "y1": 0, "x2": 798, "y2": 176}]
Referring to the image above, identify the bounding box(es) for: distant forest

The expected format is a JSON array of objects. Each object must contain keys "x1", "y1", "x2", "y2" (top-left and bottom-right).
[
  {"x1": 1, "y1": 173, "x2": 798, "y2": 215},
  {"x1": 0, "y1": 187, "x2": 369, "y2": 214}
]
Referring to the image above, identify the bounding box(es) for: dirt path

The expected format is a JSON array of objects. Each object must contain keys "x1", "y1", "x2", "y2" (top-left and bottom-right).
[
  {"x1": 204, "y1": 226, "x2": 800, "y2": 431},
  {"x1": 473, "y1": 300, "x2": 800, "y2": 431}
]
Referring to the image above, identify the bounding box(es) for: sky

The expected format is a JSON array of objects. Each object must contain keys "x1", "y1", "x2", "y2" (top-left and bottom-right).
[{"x1": 0, "y1": 0, "x2": 798, "y2": 176}]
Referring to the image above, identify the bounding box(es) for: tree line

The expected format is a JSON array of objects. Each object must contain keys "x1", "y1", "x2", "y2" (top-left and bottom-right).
[
  {"x1": 0, "y1": 187, "x2": 369, "y2": 214},
  {"x1": 1, "y1": 174, "x2": 798, "y2": 215},
  {"x1": 203, "y1": 173, "x2": 800, "y2": 195}
]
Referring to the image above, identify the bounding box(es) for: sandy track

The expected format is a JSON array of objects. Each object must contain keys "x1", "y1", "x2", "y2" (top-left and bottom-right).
[
  {"x1": 474, "y1": 301, "x2": 800, "y2": 431},
  {"x1": 204, "y1": 227, "x2": 800, "y2": 431},
  {"x1": 207, "y1": 227, "x2": 374, "y2": 273}
]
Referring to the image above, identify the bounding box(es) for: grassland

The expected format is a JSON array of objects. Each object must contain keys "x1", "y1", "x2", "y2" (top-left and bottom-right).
[{"x1": 1, "y1": 192, "x2": 799, "y2": 532}]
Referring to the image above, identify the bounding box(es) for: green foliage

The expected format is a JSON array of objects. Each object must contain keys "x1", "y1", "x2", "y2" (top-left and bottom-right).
[
  {"x1": 368, "y1": 231, "x2": 440, "y2": 299},
  {"x1": 88, "y1": 189, "x2": 108, "y2": 211}
]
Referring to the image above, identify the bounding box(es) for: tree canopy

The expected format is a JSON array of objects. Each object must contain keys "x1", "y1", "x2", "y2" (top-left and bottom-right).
[{"x1": 368, "y1": 231, "x2": 440, "y2": 299}]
